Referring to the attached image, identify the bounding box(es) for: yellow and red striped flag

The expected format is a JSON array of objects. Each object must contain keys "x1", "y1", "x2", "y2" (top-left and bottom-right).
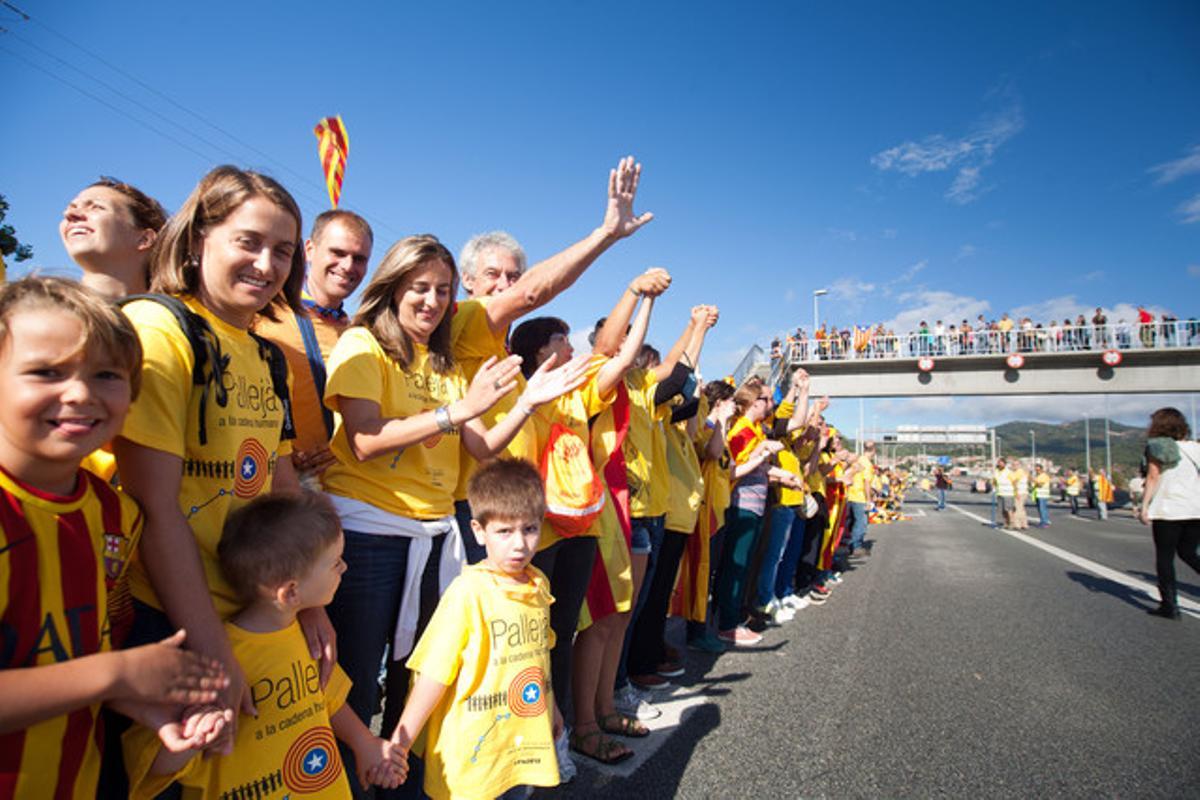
[{"x1": 314, "y1": 115, "x2": 350, "y2": 208}]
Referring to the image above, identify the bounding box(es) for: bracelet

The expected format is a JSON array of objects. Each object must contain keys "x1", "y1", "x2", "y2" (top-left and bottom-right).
[
  {"x1": 628, "y1": 286, "x2": 643, "y2": 298},
  {"x1": 515, "y1": 401, "x2": 535, "y2": 417},
  {"x1": 435, "y1": 405, "x2": 456, "y2": 433}
]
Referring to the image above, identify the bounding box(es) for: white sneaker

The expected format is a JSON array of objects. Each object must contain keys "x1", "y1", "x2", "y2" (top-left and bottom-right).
[
  {"x1": 613, "y1": 684, "x2": 662, "y2": 720},
  {"x1": 555, "y1": 727, "x2": 577, "y2": 783},
  {"x1": 773, "y1": 604, "x2": 796, "y2": 623},
  {"x1": 780, "y1": 593, "x2": 810, "y2": 611}
]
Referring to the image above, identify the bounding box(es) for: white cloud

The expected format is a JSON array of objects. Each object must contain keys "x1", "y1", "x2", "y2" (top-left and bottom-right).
[
  {"x1": 955, "y1": 244, "x2": 977, "y2": 261},
  {"x1": 881, "y1": 228, "x2": 898, "y2": 239},
  {"x1": 1083, "y1": 270, "x2": 1105, "y2": 282},
  {"x1": 871, "y1": 102, "x2": 1024, "y2": 204},
  {"x1": 1149, "y1": 144, "x2": 1200, "y2": 185},
  {"x1": 882, "y1": 289, "x2": 992, "y2": 333},
  {"x1": 1179, "y1": 193, "x2": 1200, "y2": 224},
  {"x1": 1009, "y1": 295, "x2": 1170, "y2": 325},
  {"x1": 946, "y1": 166, "x2": 984, "y2": 204},
  {"x1": 827, "y1": 227, "x2": 858, "y2": 242}
]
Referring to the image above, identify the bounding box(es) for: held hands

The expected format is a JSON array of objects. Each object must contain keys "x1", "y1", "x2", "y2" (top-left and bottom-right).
[
  {"x1": 114, "y1": 630, "x2": 228, "y2": 706},
  {"x1": 518, "y1": 353, "x2": 592, "y2": 410},
  {"x1": 291, "y1": 446, "x2": 338, "y2": 477},
  {"x1": 602, "y1": 155, "x2": 654, "y2": 240},
  {"x1": 463, "y1": 355, "x2": 524, "y2": 418},
  {"x1": 756, "y1": 440, "x2": 785, "y2": 460},
  {"x1": 358, "y1": 737, "x2": 409, "y2": 790},
  {"x1": 690, "y1": 304, "x2": 720, "y2": 329},
  {"x1": 630, "y1": 267, "x2": 671, "y2": 298},
  {"x1": 157, "y1": 705, "x2": 234, "y2": 753}
]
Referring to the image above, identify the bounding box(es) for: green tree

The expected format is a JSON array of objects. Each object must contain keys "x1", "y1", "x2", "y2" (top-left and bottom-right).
[{"x1": 0, "y1": 194, "x2": 34, "y2": 263}]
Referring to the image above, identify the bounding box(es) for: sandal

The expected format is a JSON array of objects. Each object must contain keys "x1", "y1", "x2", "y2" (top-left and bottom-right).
[
  {"x1": 597, "y1": 712, "x2": 649, "y2": 738},
  {"x1": 569, "y1": 725, "x2": 634, "y2": 764}
]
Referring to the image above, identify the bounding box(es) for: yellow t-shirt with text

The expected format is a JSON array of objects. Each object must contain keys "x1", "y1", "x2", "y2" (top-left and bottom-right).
[
  {"x1": 124, "y1": 621, "x2": 352, "y2": 800},
  {"x1": 322, "y1": 328, "x2": 467, "y2": 520},
  {"x1": 622, "y1": 368, "x2": 670, "y2": 518},
  {"x1": 450, "y1": 297, "x2": 535, "y2": 501},
  {"x1": 120, "y1": 296, "x2": 292, "y2": 619},
  {"x1": 407, "y1": 565, "x2": 558, "y2": 800},
  {"x1": 664, "y1": 420, "x2": 704, "y2": 533},
  {"x1": 530, "y1": 356, "x2": 614, "y2": 550}
]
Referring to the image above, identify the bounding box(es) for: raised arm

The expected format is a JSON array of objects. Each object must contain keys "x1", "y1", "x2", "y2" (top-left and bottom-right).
[
  {"x1": 597, "y1": 292, "x2": 655, "y2": 396},
  {"x1": 651, "y1": 313, "x2": 698, "y2": 382},
  {"x1": 484, "y1": 156, "x2": 654, "y2": 332},
  {"x1": 592, "y1": 268, "x2": 671, "y2": 357}
]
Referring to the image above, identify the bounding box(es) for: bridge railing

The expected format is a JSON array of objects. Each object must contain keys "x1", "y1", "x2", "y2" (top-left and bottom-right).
[{"x1": 780, "y1": 322, "x2": 1200, "y2": 364}]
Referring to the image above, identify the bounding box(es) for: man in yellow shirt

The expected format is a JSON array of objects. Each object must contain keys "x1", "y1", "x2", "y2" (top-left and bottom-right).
[
  {"x1": 256, "y1": 210, "x2": 373, "y2": 482},
  {"x1": 451, "y1": 156, "x2": 654, "y2": 564},
  {"x1": 844, "y1": 441, "x2": 876, "y2": 557}
]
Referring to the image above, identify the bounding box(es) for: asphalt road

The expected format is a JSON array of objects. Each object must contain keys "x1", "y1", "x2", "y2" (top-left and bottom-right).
[{"x1": 541, "y1": 490, "x2": 1200, "y2": 799}]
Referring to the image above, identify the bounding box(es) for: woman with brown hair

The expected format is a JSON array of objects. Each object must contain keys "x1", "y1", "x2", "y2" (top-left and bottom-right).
[
  {"x1": 1138, "y1": 407, "x2": 1200, "y2": 620},
  {"x1": 320, "y1": 234, "x2": 587, "y2": 795},
  {"x1": 114, "y1": 165, "x2": 311, "y2": 749}
]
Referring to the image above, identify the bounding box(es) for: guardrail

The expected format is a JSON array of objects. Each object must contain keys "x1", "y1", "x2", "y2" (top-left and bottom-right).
[{"x1": 779, "y1": 322, "x2": 1200, "y2": 363}]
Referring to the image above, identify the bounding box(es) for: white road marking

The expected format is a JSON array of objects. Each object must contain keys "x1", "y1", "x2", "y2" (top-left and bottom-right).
[{"x1": 943, "y1": 501, "x2": 1200, "y2": 619}]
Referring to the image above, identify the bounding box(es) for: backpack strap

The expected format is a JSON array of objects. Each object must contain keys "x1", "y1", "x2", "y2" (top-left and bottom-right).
[
  {"x1": 248, "y1": 332, "x2": 297, "y2": 442},
  {"x1": 119, "y1": 293, "x2": 228, "y2": 446},
  {"x1": 292, "y1": 310, "x2": 334, "y2": 439}
]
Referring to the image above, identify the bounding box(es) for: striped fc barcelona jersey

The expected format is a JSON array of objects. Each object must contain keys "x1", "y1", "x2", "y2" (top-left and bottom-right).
[{"x1": 0, "y1": 466, "x2": 143, "y2": 800}]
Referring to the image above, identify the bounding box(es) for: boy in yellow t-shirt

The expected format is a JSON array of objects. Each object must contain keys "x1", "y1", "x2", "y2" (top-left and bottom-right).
[
  {"x1": 124, "y1": 492, "x2": 406, "y2": 798},
  {"x1": 392, "y1": 460, "x2": 563, "y2": 800}
]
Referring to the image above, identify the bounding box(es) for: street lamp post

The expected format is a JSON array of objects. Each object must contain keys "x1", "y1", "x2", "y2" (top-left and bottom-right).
[
  {"x1": 1084, "y1": 416, "x2": 1091, "y2": 474},
  {"x1": 1030, "y1": 429, "x2": 1036, "y2": 468},
  {"x1": 813, "y1": 288, "x2": 829, "y2": 336}
]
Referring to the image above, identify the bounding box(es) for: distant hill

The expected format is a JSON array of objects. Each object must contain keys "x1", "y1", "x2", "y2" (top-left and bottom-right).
[{"x1": 995, "y1": 419, "x2": 1144, "y2": 484}]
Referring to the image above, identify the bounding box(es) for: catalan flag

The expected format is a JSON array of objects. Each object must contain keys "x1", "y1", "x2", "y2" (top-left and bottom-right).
[{"x1": 314, "y1": 115, "x2": 350, "y2": 208}]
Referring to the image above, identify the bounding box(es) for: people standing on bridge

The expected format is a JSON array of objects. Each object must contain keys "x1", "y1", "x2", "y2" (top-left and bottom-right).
[
  {"x1": 934, "y1": 467, "x2": 952, "y2": 510},
  {"x1": 1033, "y1": 464, "x2": 1053, "y2": 528},
  {"x1": 993, "y1": 458, "x2": 1015, "y2": 529},
  {"x1": 1138, "y1": 407, "x2": 1200, "y2": 621}
]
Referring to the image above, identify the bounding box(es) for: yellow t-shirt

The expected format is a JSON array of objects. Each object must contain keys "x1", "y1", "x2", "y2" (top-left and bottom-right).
[
  {"x1": 254, "y1": 304, "x2": 348, "y2": 457},
  {"x1": 120, "y1": 296, "x2": 293, "y2": 619},
  {"x1": 530, "y1": 356, "x2": 614, "y2": 550},
  {"x1": 664, "y1": 420, "x2": 704, "y2": 533},
  {"x1": 796, "y1": 439, "x2": 824, "y2": 494},
  {"x1": 622, "y1": 368, "x2": 670, "y2": 518},
  {"x1": 124, "y1": 621, "x2": 352, "y2": 800},
  {"x1": 697, "y1": 422, "x2": 732, "y2": 532},
  {"x1": 450, "y1": 297, "x2": 535, "y2": 501},
  {"x1": 846, "y1": 455, "x2": 874, "y2": 503},
  {"x1": 407, "y1": 565, "x2": 559, "y2": 800},
  {"x1": 321, "y1": 328, "x2": 468, "y2": 520},
  {"x1": 1034, "y1": 471, "x2": 1052, "y2": 500}
]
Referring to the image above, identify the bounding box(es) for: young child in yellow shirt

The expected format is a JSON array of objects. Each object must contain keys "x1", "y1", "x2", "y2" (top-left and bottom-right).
[
  {"x1": 123, "y1": 491, "x2": 406, "y2": 798},
  {"x1": 391, "y1": 459, "x2": 564, "y2": 800}
]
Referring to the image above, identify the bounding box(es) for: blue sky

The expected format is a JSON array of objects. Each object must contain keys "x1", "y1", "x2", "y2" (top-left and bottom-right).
[{"x1": 3, "y1": 1, "x2": 1197, "y2": 434}]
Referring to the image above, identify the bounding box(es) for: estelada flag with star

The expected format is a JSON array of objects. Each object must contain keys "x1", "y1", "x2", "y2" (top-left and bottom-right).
[{"x1": 314, "y1": 115, "x2": 350, "y2": 208}]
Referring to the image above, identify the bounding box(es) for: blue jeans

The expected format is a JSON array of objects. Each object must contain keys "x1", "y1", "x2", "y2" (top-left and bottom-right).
[
  {"x1": 616, "y1": 515, "x2": 665, "y2": 687},
  {"x1": 847, "y1": 501, "x2": 869, "y2": 550},
  {"x1": 755, "y1": 505, "x2": 794, "y2": 608},
  {"x1": 326, "y1": 529, "x2": 447, "y2": 799},
  {"x1": 1037, "y1": 498, "x2": 1050, "y2": 526},
  {"x1": 773, "y1": 510, "x2": 808, "y2": 601},
  {"x1": 715, "y1": 507, "x2": 763, "y2": 631},
  {"x1": 936, "y1": 488, "x2": 946, "y2": 510}
]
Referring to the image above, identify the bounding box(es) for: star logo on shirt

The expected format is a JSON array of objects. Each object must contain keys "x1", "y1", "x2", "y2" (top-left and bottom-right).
[
  {"x1": 241, "y1": 456, "x2": 257, "y2": 479},
  {"x1": 302, "y1": 746, "x2": 329, "y2": 775},
  {"x1": 523, "y1": 683, "x2": 540, "y2": 704}
]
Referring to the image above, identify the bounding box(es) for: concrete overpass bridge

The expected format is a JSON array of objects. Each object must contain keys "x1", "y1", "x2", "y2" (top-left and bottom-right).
[{"x1": 764, "y1": 326, "x2": 1200, "y2": 397}]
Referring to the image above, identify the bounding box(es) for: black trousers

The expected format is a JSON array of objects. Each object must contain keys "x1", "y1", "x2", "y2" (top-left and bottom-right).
[
  {"x1": 627, "y1": 529, "x2": 690, "y2": 676},
  {"x1": 531, "y1": 536, "x2": 598, "y2": 724},
  {"x1": 1151, "y1": 518, "x2": 1200, "y2": 609}
]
